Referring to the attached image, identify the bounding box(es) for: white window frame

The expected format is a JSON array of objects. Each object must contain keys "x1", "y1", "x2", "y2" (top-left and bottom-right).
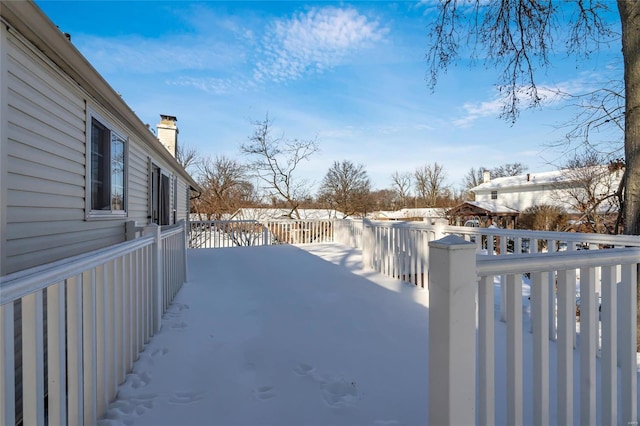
[{"x1": 85, "y1": 109, "x2": 128, "y2": 220}]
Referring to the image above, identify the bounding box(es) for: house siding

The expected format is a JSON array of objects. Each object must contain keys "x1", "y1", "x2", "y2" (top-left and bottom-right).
[
  {"x1": 1, "y1": 23, "x2": 193, "y2": 276},
  {"x1": 177, "y1": 179, "x2": 188, "y2": 222},
  {"x1": 2, "y1": 28, "x2": 125, "y2": 275},
  {"x1": 475, "y1": 185, "x2": 567, "y2": 212},
  {"x1": 127, "y1": 143, "x2": 151, "y2": 225}
]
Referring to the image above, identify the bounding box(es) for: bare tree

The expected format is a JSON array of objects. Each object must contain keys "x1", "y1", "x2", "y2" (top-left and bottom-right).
[
  {"x1": 461, "y1": 166, "x2": 490, "y2": 198},
  {"x1": 414, "y1": 162, "x2": 448, "y2": 207},
  {"x1": 193, "y1": 155, "x2": 255, "y2": 220},
  {"x1": 241, "y1": 114, "x2": 318, "y2": 219},
  {"x1": 551, "y1": 151, "x2": 623, "y2": 234},
  {"x1": 492, "y1": 162, "x2": 528, "y2": 178},
  {"x1": 176, "y1": 143, "x2": 200, "y2": 174},
  {"x1": 390, "y1": 171, "x2": 413, "y2": 208},
  {"x1": 425, "y1": 0, "x2": 640, "y2": 236},
  {"x1": 317, "y1": 160, "x2": 371, "y2": 218},
  {"x1": 370, "y1": 189, "x2": 397, "y2": 211}
]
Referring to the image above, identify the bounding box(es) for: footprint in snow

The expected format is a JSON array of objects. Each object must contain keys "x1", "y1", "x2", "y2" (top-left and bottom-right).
[
  {"x1": 169, "y1": 390, "x2": 205, "y2": 405},
  {"x1": 171, "y1": 321, "x2": 188, "y2": 330},
  {"x1": 253, "y1": 386, "x2": 277, "y2": 400},
  {"x1": 321, "y1": 379, "x2": 358, "y2": 408},
  {"x1": 293, "y1": 363, "x2": 314, "y2": 376}
]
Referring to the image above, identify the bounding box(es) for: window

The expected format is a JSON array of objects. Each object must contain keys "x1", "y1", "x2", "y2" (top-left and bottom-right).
[
  {"x1": 149, "y1": 163, "x2": 170, "y2": 225},
  {"x1": 172, "y1": 176, "x2": 178, "y2": 224},
  {"x1": 491, "y1": 190, "x2": 498, "y2": 200},
  {"x1": 88, "y1": 116, "x2": 126, "y2": 217}
]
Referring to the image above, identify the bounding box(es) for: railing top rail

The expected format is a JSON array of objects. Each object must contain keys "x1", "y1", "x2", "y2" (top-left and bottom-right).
[
  {"x1": 362, "y1": 219, "x2": 444, "y2": 229},
  {"x1": 361, "y1": 219, "x2": 640, "y2": 246},
  {"x1": 476, "y1": 246, "x2": 640, "y2": 276},
  {"x1": 190, "y1": 220, "x2": 259, "y2": 224},
  {"x1": 260, "y1": 218, "x2": 333, "y2": 223},
  {"x1": 161, "y1": 224, "x2": 185, "y2": 239},
  {"x1": 0, "y1": 234, "x2": 155, "y2": 305},
  {"x1": 443, "y1": 225, "x2": 640, "y2": 246}
]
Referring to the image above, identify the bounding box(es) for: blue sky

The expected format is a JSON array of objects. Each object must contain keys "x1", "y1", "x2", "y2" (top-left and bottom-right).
[{"x1": 36, "y1": 1, "x2": 623, "y2": 193}]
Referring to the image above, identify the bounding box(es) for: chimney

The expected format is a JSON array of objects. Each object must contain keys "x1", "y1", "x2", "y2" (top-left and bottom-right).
[
  {"x1": 157, "y1": 114, "x2": 178, "y2": 157},
  {"x1": 483, "y1": 171, "x2": 491, "y2": 183}
]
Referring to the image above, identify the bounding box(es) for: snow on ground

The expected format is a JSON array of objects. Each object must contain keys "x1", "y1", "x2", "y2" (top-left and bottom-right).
[
  {"x1": 100, "y1": 245, "x2": 429, "y2": 426},
  {"x1": 99, "y1": 244, "x2": 639, "y2": 426}
]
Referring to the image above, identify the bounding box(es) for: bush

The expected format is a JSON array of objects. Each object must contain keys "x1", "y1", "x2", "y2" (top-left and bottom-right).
[{"x1": 517, "y1": 205, "x2": 569, "y2": 232}]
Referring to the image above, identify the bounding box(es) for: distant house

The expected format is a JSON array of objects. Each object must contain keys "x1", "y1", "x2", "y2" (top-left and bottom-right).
[
  {"x1": 0, "y1": 2, "x2": 199, "y2": 276},
  {"x1": 373, "y1": 208, "x2": 447, "y2": 223},
  {"x1": 446, "y1": 201, "x2": 520, "y2": 227},
  {"x1": 449, "y1": 167, "x2": 623, "y2": 228}
]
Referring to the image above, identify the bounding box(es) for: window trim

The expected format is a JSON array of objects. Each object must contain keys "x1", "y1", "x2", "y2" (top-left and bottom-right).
[
  {"x1": 85, "y1": 109, "x2": 128, "y2": 220},
  {"x1": 491, "y1": 190, "x2": 498, "y2": 200}
]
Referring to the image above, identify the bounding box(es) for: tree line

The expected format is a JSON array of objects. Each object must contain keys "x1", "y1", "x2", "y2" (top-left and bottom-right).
[{"x1": 178, "y1": 115, "x2": 544, "y2": 220}]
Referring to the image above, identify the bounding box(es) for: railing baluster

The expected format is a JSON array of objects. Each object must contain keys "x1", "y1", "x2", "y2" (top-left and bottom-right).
[
  {"x1": 619, "y1": 263, "x2": 637, "y2": 424},
  {"x1": 601, "y1": 265, "x2": 617, "y2": 425},
  {"x1": 47, "y1": 281, "x2": 67, "y2": 425},
  {"x1": 0, "y1": 301, "x2": 15, "y2": 425},
  {"x1": 95, "y1": 264, "x2": 107, "y2": 416},
  {"x1": 579, "y1": 266, "x2": 597, "y2": 426},
  {"x1": 126, "y1": 253, "x2": 134, "y2": 371},
  {"x1": 82, "y1": 269, "x2": 98, "y2": 425},
  {"x1": 531, "y1": 271, "x2": 549, "y2": 426},
  {"x1": 549, "y1": 269, "x2": 557, "y2": 341},
  {"x1": 66, "y1": 274, "x2": 84, "y2": 425},
  {"x1": 557, "y1": 268, "x2": 575, "y2": 425},
  {"x1": 116, "y1": 255, "x2": 126, "y2": 385},
  {"x1": 106, "y1": 260, "x2": 117, "y2": 402},
  {"x1": 477, "y1": 275, "x2": 495, "y2": 426},
  {"x1": 506, "y1": 273, "x2": 523, "y2": 426},
  {"x1": 21, "y1": 290, "x2": 45, "y2": 425}
]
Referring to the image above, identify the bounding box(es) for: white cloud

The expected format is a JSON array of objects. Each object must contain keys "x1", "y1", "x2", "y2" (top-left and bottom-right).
[
  {"x1": 452, "y1": 83, "x2": 577, "y2": 128},
  {"x1": 169, "y1": 76, "x2": 258, "y2": 95},
  {"x1": 76, "y1": 34, "x2": 244, "y2": 75},
  {"x1": 254, "y1": 7, "x2": 389, "y2": 83}
]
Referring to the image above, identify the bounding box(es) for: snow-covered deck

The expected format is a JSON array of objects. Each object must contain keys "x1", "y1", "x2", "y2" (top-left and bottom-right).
[
  {"x1": 99, "y1": 244, "x2": 640, "y2": 426},
  {"x1": 100, "y1": 244, "x2": 429, "y2": 425}
]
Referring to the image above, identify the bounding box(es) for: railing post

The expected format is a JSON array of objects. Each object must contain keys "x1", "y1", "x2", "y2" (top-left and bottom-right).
[
  {"x1": 180, "y1": 219, "x2": 188, "y2": 283},
  {"x1": 432, "y1": 218, "x2": 448, "y2": 240},
  {"x1": 143, "y1": 224, "x2": 163, "y2": 334},
  {"x1": 125, "y1": 220, "x2": 137, "y2": 241},
  {"x1": 428, "y1": 235, "x2": 476, "y2": 426},
  {"x1": 362, "y1": 219, "x2": 374, "y2": 269},
  {"x1": 262, "y1": 223, "x2": 269, "y2": 246}
]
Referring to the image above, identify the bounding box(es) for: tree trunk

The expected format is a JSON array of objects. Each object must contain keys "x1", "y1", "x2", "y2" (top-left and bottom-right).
[
  {"x1": 619, "y1": 1, "x2": 640, "y2": 235},
  {"x1": 617, "y1": 0, "x2": 640, "y2": 351}
]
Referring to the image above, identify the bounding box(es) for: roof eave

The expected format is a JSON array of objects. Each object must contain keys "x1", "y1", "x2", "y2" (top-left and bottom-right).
[{"x1": 1, "y1": 1, "x2": 200, "y2": 191}]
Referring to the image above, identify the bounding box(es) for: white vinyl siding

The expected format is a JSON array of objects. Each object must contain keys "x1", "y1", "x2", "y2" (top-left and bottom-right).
[
  {"x1": 1, "y1": 24, "x2": 194, "y2": 276},
  {"x1": 2, "y1": 28, "x2": 124, "y2": 274},
  {"x1": 127, "y1": 143, "x2": 150, "y2": 224},
  {"x1": 475, "y1": 185, "x2": 566, "y2": 212},
  {"x1": 176, "y1": 179, "x2": 188, "y2": 222}
]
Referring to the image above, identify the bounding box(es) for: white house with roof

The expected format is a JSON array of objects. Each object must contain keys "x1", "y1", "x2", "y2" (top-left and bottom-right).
[
  {"x1": 0, "y1": 1, "x2": 199, "y2": 276},
  {"x1": 471, "y1": 167, "x2": 623, "y2": 214}
]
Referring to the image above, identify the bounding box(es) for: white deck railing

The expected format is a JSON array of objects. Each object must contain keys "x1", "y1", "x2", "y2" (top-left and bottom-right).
[
  {"x1": 187, "y1": 217, "x2": 640, "y2": 424},
  {"x1": 188, "y1": 219, "x2": 334, "y2": 248},
  {"x1": 0, "y1": 221, "x2": 187, "y2": 425},
  {"x1": 428, "y1": 237, "x2": 638, "y2": 426}
]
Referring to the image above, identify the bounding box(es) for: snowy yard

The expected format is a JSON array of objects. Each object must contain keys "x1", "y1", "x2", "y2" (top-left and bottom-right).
[{"x1": 99, "y1": 244, "x2": 640, "y2": 426}]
